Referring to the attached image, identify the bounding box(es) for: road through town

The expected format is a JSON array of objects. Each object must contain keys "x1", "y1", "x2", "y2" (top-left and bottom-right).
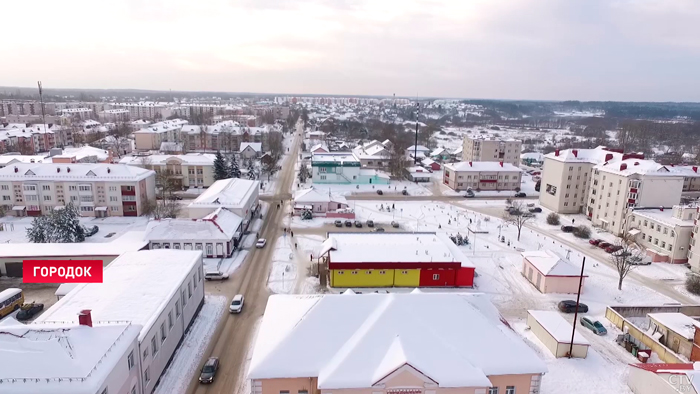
[{"x1": 185, "y1": 126, "x2": 302, "y2": 394}]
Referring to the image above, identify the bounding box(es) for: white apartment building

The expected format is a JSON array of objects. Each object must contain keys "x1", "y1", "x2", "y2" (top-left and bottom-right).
[
  {"x1": 588, "y1": 159, "x2": 684, "y2": 236},
  {"x1": 539, "y1": 147, "x2": 624, "y2": 214},
  {"x1": 34, "y1": 250, "x2": 205, "y2": 394},
  {"x1": 120, "y1": 153, "x2": 216, "y2": 188},
  {"x1": 462, "y1": 136, "x2": 522, "y2": 167},
  {"x1": 443, "y1": 161, "x2": 523, "y2": 192},
  {"x1": 627, "y1": 205, "x2": 694, "y2": 264},
  {"x1": 111, "y1": 102, "x2": 173, "y2": 121},
  {"x1": 0, "y1": 163, "x2": 156, "y2": 217},
  {"x1": 668, "y1": 165, "x2": 700, "y2": 192},
  {"x1": 133, "y1": 119, "x2": 189, "y2": 151},
  {"x1": 1, "y1": 319, "x2": 142, "y2": 394}
]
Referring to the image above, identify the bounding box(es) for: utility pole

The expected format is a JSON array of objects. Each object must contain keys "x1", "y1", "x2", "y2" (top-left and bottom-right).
[
  {"x1": 568, "y1": 257, "x2": 586, "y2": 358},
  {"x1": 414, "y1": 102, "x2": 419, "y2": 164},
  {"x1": 37, "y1": 81, "x2": 49, "y2": 142}
]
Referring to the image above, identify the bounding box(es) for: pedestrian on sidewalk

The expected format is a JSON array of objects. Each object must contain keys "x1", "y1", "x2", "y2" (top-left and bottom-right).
[
  {"x1": 291, "y1": 231, "x2": 294, "y2": 237},
  {"x1": 295, "y1": 243, "x2": 298, "y2": 249}
]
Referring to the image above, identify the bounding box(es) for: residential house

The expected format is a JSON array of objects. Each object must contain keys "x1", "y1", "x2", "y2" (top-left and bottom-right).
[
  {"x1": 133, "y1": 119, "x2": 188, "y2": 151},
  {"x1": 404, "y1": 166, "x2": 431, "y2": 182},
  {"x1": 311, "y1": 152, "x2": 389, "y2": 185},
  {"x1": 49, "y1": 146, "x2": 112, "y2": 163},
  {"x1": 647, "y1": 313, "x2": 699, "y2": 359},
  {"x1": 462, "y1": 136, "x2": 522, "y2": 167},
  {"x1": 240, "y1": 142, "x2": 262, "y2": 160},
  {"x1": 421, "y1": 158, "x2": 441, "y2": 171},
  {"x1": 292, "y1": 187, "x2": 354, "y2": 218},
  {"x1": 443, "y1": 161, "x2": 523, "y2": 192},
  {"x1": 309, "y1": 143, "x2": 329, "y2": 154},
  {"x1": 405, "y1": 145, "x2": 430, "y2": 160},
  {"x1": 352, "y1": 140, "x2": 391, "y2": 169},
  {"x1": 429, "y1": 147, "x2": 450, "y2": 161}
]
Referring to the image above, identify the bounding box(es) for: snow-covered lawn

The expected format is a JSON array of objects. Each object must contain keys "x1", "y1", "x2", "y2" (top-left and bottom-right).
[
  {"x1": 153, "y1": 295, "x2": 227, "y2": 394},
  {"x1": 0, "y1": 216, "x2": 149, "y2": 243}
]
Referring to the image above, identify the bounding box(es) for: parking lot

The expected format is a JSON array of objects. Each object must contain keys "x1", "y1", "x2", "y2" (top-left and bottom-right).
[{"x1": 0, "y1": 278, "x2": 59, "y2": 322}]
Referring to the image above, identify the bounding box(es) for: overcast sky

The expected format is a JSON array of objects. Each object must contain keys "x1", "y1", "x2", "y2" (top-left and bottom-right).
[{"x1": 4, "y1": 0, "x2": 700, "y2": 101}]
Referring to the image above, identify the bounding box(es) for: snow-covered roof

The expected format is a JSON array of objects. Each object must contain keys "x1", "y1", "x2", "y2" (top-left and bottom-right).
[
  {"x1": 544, "y1": 146, "x2": 623, "y2": 164},
  {"x1": 52, "y1": 146, "x2": 110, "y2": 162},
  {"x1": 521, "y1": 152, "x2": 544, "y2": 161},
  {"x1": 0, "y1": 163, "x2": 154, "y2": 182},
  {"x1": 119, "y1": 153, "x2": 216, "y2": 166},
  {"x1": 0, "y1": 321, "x2": 141, "y2": 394},
  {"x1": 310, "y1": 143, "x2": 328, "y2": 152},
  {"x1": 0, "y1": 231, "x2": 147, "y2": 258},
  {"x1": 451, "y1": 146, "x2": 463, "y2": 155},
  {"x1": 406, "y1": 145, "x2": 430, "y2": 152},
  {"x1": 596, "y1": 159, "x2": 678, "y2": 177},
  {"x1": 669, "y1": 165, "x2": 700, "y2": 178},
  {"x1": 188, "y1": 178, "x2": 258, "y2": 209},
  {"x1": 240, "y1": 142, "x2": 262, "y2": 153},
  {"x1": 528, "y1": 310, "x2": 590, "y2": 345},
  {"x1": 145, "y1": 207, "x2": 242, "y2": 241},
  {"x1": 631, "y1": 209, "x2": 694, "y2": 228},
  {"x1": 0, "y1": 154, "x2": 49, "y2": 165},
  {"x1": 445, "y1": 161, "x2": 522, "y2": 172},
  {"x1": 648, "y1": 312, "x2": 700, "y2": 340},
  {"x1": 522, "y1": 250, "x2": 583, "y2": 277},
  {"x1": 422, "y1": 158, "x2": 436, "y2": 166},
  {"x1": 352, "y1": 141, "x2": 388, "y2": 159},
  {"x1": 133, "y1": 119, "x2": 187, "y2": 134},
  {"x1": 430, "y1": 147, "x2": 446, "y2": 157},
  {"x1": 294, "y1": 187, "x2": 347, "y2": 204},
  {"x1": 35, "y1": 250, "x2": 202, "y2": 341},
  {"x1": 159, "y1": 141, "x2": 183, "y2": 152},
  {"x1": 326, "y1": 232, "x2": 474, "y2": 267},
  {"x1": 249, "y1": 292, "x2": 547, "y2": 388},
  {"x1": 406, "y1": 166, "x2": 431, "y2": 175},
  {"x1": 311, "y1": 152, "x2": 359, "y2": 164}
]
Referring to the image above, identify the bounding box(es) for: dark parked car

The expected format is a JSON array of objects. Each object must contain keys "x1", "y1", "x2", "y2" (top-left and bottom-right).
[
  {"x1": 377, "y1": 190, "x2": 383, "y2": 195},
  {"x1": 16, "y1": 303, "x2": 44, "y2": 321},
  {"x1": 199, "y1": 357, "x2": 219, "y2": 384},
  {"x1": 514, "y1": 192, "x2": 526, "y2": 197},
  {"x1": 85, "y1": 225, "x2": 99, "y2": 237},
  {"x1": 465, "y1": 190, "x2": 475, "y2": 198},
  {"x1": 372, "y1": 227, "x2": 385, "y2": 232},
  {"x1": 606, "y1": 245, "x2": 623, "y2": 253},
  {"x1": 344, "y1": 220, "x2": 352, "y2": 227},
  {"x1": 528, "y1": 207, "x2": 542, "y2": 213},
  {"x1": 334, "y1": 220, "x2": 343, "y2": 227},
  {"x1": 589, "y1": 239, "x2": 603, "y2": 246},
  {"x1": 354, "y1": 221, "x2": 363, "y2": 228},
  {"x1": 366, "y1": 220, "x2": 374, "y2": 227},
  {"x1": 560, "y1": 225, "x2": 575, "y2": 233},
  {"x1": 391, "y1": 221, "x2": 399, "y2": 228},
  {"x1": 597, "y1": 242, "x2": 611, "y2": 249},
  {"x1": 558, "y1": 300, "x2": 589, "y2": 313},
  {"x1": 402, "y1": 189, "x2": 408, "y2": 196}
]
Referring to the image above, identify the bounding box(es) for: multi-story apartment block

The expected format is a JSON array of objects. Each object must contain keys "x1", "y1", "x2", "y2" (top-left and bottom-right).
[
  {"x1": 111, "y1": 102, "x2": 173, "y2": 121},
  {"x1": 539, "y1": 147, "x2": 624, "y2": 214},
  {"x1": 627, "y1": 205, "x2": 694, "y2": 264},
  {"x1": 0, "y1": 163, "x2": 155, "y2": 217},
  {"x1": 179, "y1": 121, "x2": 279, "y2": 152},
  {"x1": 668, "y1": 165, "x2": 700, "y2": 192},
  {"x1": 0, "y1": 101, "x2": 57, "y2": 117},
  {"x1": 99, "y1": 108, "x2": 131, "y2": 122},
  {"x1": 0, "y1": 123, "x2": 57, "y2": 154},
  {"x1": 462, "y1": 136, "x2": 522, "y2": 167},
  {"x1": 120, "y1": 153, "x2": 216, "y2": 188},
  {"x1": 133, "y1": 119, "x2": 189, "y2": 151},
  {"x1": 587, "y1": 159, "x2": 684, "y2": 236},
  {"x1": 58, "y1": 107, "x2": 94, "y2": 120},
  {"x1": 443, "y1": 161, "x2": 523, "y2": 191}
]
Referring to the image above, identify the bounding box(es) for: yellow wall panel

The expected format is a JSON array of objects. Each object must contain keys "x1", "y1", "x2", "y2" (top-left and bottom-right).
[
  {"x1": 394, "y1": 269, "x2": 420, "y2": 287},
  {"x1": 331, "y1": 269, "x2": 395, "y2": 288}
]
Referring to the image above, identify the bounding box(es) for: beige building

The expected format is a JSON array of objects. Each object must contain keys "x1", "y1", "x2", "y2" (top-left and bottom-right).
[
  {"x1": 684, "y1": 208, "x2": 700, "y2": 273},
  {"x1": 521, "y1": 250, "x2": 585, "y2": 294},
  {"x1": 527, "y1": 310, "x2": 590, "y2": 358},
  {"x1": 133, "y1": 119, "x2": 189, "y2": 151},
  {"x1": 462, "y1": 136, "x2": 521, "y2": 167},
  {"x1": 120, "y1": 153, "x2": 216, "y2": 188},
  {"x1": 588, "y1": 159, "x2": 684, "y2": 236},
  {"x1": 443, "y1": 161, "x2": 522, "y2": 192},
  {"x1": 647, "y1": 313, "x2": 698, "y2": 359},
  {"x1": 668, "y1": 165, "x2": 700, "y2": 192},
  {"x1": 111, "y1": 101, "x2": 173, "y2": 120},
  {"x1": 0, "y1": 163, "x2": 156, "y2": 217},
  {"x1": 179, "y1": 121, "x2": 279, "y2": 153},
  {"x1": 627, "y1": 205, "x2": 694, "y2": 264}
]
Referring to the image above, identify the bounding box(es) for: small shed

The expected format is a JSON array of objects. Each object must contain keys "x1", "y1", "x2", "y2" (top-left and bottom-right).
[
  {"x1": 522, "y1": 250, "x2": 585, "y2": 294},
  {"x1": 404, "y1": 166, "x2": 431, "y2": 182},
  {"x1": 648, "y1": 312, "x2": 698, "y2": 358},
  {"x1": 527, "y1": 310, "x2": 590, "y2": 358},
  {"x1": 422, "y1": 158, "x2": 441, "y2": 171}
]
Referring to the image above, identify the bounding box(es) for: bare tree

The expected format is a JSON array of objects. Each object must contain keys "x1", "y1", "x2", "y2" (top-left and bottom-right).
[
  {"x1": 267, "y1": 132, "x2": 284, "y2": 161},
  {"x1": 502, "y1": 201, "x2": 534, "y2": 241},
  {"x1": 610, "y1": 235, "x2": 645, "y2": 290}
]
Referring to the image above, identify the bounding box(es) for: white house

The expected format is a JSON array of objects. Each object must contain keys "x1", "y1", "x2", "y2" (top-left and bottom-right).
[
  {"x1": 352, "y1": 140, "x2": 391, "y2": 169},
  {"x1": 404, "y1": 166, "x2": 431, "y2": 182},
  {"x1": 187, "y1": 178, "x2": 260, "y2": 223},
  {"x1": 293, "y1": 187, "x2": 353, "y2": 218},
  {"x1": 309, "y1": 143, "x2": 329, "y2": 154},
  {"x1": 240, "y1": 142, "x2": 262, "y2": 160},
  {"x1": 406, "y1": 145, "x2": 430, "y2": 159},
  {"x1": 34, "y1": 250, "x2": 205, "y2": 394},
  {"x1": 443, "y1": 161, "x2": 523, "y2": 192}
]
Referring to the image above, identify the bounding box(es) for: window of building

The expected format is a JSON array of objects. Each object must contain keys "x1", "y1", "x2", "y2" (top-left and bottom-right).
[
  {"x1": 168, "y1": 311, "x2": 174, "y2": 330},
  {"x1": 151, "y1": 336, "x2": 158, "y2": 355},
  {"x1": 188, "y1": 282, "x2": 192, "y2": 298},
  {"x1": 143, "y1": 346, "x2": 149, "y2": 360},
  {"x1": 101, "y1": 388, "x2": 108, "y2": 394},
  {"x1": 654, "y1": 238, "x2": 659, "y2": 245},
  {"x1": 128, "y1": 350, "x2": 135, "y2": 370},
  {"x1": 432, "y1": 274, "x2": 440, "y2": 280},
  {"x1": 671, "y1": 230, "x2": 676, "y2": 237},
  {"x1": 42, "y1": 185, "x2": 50, "y2": 191},
  {"x1": 79, "y1": 185, "x2": 92, "y2": 192},
  {"x1": 669, "y1": 244, "x2": 673, "y2": 251},
  {"x1": 505, "y1": 387, "x2": 515, "y2": 394},
  {"x1": 402, "y1": 270, "x2": 408, "y2": 274},
  {"x1": 489, "y1": 388, "x2": 499, "y2": 394},
  {"x1": 176, "y1": 300, "x2": 181, "y2": 317},
  {"x1": 661, "y1": 241, "x2": 666, "y2": 248},
  {"x1": 160, "y1": 323, "x2": 166, "y2": 343},
  {"x1": 663, "y1": 227, "x2": 668, "y2": 235},
  {"x1": 0, "y1": 185, "x2": 7, "y2": 191},
  {"x1": 132, "y1": 386, "x2": 136, "y2": 394},
  {"x1": 145, "y1": 367, "x2": 151, "y2": 383},
  {"x1": 351, "y1": 270, "x2": 358, "y2": 275}
]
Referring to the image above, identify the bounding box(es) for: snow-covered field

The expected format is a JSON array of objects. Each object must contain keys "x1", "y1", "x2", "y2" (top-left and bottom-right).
[{"x1": 153, "y1": 295, "x2": 227, "y2": 394}]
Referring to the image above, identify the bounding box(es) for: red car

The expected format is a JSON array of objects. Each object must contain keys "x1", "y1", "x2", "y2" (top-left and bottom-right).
[
  {"x1": 606, "y1": 245, "x2": 623, "y2": 253},
  {"x1": 598, "y1": 242, "x2": 611, "y2": 249},
  {"x1": 589, "y1": 239, "x2": 603, "y2": 246}
]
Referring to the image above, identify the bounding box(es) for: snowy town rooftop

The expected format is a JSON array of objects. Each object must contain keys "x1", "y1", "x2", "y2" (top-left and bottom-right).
[
  {"x1": 322, "y1": 232, "x2": 474, "y2": 267},
  {"x1": 52, "y1": 146, "x2": 110, "y2": 162},
  {"x1": 0, "y1": 230, "x2": 147, "y2": 258},
  {"x1": 648, "y1": 312, "x2": 700, "y2": 340},
  {"x1": 545, "y1": 146, "x2": 625, "y2": 164},
  {"x1": 294, "y1": 187, "x2": 347, "y2": 204},
  {"x1": 527, "y1": 310, "x2": 590, "y2": 345},
  {"x1": 0, "y1": 319, "x2": 141, "y2": 394},
  {"x1": 669, "y1": 165, "x2": 700, "y2": 178},
  {"x1": 189, "y1": 178, "x2": 258, "y2": 208},
  {"x1": 34, "y1": 250, "x2": 202, "y2": 341},
  {"x1": 0, "y1": 163, "x2": 154, "y2": 182},
  {"x1": 249, "y1": 292, "x2": 547, "y2": 388},
  {"x1": 119, "y1": 153, "x2": 216, "y2": 166},
  {"x1": 522, "y1": 250, "x2": 583, "y2": 277},
  {"x1": 133, "y1": 119, "x2": 188, "y2": 134},
  {"x1": 0, "y1": 154, "x2": 49, "y2": 166},
  {"x1": 596, "y1": 158, "x2": 681, "y2": 177},
  {"x1": 445, "y1": 161, "x2": 522, "y2": 172},
  {"x1": 145, "y1": 207, "x2": 242, "y2": 240},
  {"x1": 630, "y1": 208, "x2": 694, "y2": 228},
  {"x1": 240, "y1": 142, "x2": 262, "y2": 152},
  {"x1": 311, "y1": 152, "x2": 359, "y2": 165}
]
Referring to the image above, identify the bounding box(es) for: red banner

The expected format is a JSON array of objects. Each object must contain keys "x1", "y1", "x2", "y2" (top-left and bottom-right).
[{"x1": 23, "y1": 260, "x2": 103, "y2": 283}]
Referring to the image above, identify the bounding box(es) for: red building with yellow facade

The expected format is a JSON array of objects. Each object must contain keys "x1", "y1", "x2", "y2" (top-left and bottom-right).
[{"x1": 321, "y1": 232, "x2": 475, "y2": 288}]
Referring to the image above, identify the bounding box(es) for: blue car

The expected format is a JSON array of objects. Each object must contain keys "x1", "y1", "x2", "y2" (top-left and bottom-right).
[{"x1": 580, "y1": 316, "x2": 607, "y2": 335}]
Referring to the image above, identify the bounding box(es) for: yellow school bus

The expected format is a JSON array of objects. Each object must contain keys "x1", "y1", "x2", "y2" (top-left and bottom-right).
[{"x1": 0, "y1": 288, "x2": 24, "y2": 318}]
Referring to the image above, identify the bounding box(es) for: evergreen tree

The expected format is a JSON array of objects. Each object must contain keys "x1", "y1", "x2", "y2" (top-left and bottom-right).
[
  {"x1": 26, "y1": 202, "x2": 86, "y2": 243},
  {"x1": 26, "y1": 216, "x2": 50, "y2": 243},
  {"x1": 228, "y1": 155, "x2": 241, "y2": 178},
  {"x1": 214, "y1": 151, "x2": 228, "y2": 181},
  {"x1": 247, "y1": 160, "x2": 256, "y2": 180}
]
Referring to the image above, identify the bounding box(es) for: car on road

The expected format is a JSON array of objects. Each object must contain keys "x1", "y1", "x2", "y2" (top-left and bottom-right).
[
  {"x1": 630, "y1": 255, "x2": 652, "y2": 265},
  {"x1": 528, "y1": 207, "x2": 542, "y2": 213},
  {"x1": 597, "y1": 242, "x2": 611, "y2": 249},
  {"x1": 560, "y1": 225, "x2": 575, "y2": 233},
  {"x1": 255, "y1": 238, "x2": 267, "y2": 248},
  {"x1": 391, "y1": 221, "x2": 399, "y2": 228},
  {"x1": 204, "y1": 271, "x2": 229, "y2": 281},
  {"x1": 229, "y1": 294, "x2": 244, "y2": 313},
  {"x1": 377, "y1": 190, "x2": 383, "y2": 195},
  {"x1": 558, "y1": 300, "x2": 589, "y2": 313},
  {"x1": 580, "y1": 317, "x2": 607, "y2": 335},
  {"x1": 402, "y1": 189, "x2": 408, "y2": 196},
  {"x1": 514, "y1": 192, "x2": 527, "y2": 197},
  {"x1": 606, "y1": 245, "x2": 623, "y2": 253},
  {"x1": 465, "y1": 190, "x2": 475, "y2": 198},
  {"x1": 589, "y1": 239, "x2": 603, "y2": 246},
  {"x1": 16, "y1": 303, "x2": 44, "y2": 321},
  {"x1": 344, "y1": 220, "x2": 352, "y2": 227},
  {"x1": 372, "y1": 227, "x2": 385, "y2": 232},
  {"x1": 354, "y1": 220, "x2": 363, "y2": 228},
  {"x1": 199, "y1": 357, "x2": 219, "y2": 384},
  {"x1": 366, "y1": 220, "x2": 374, "y2": 227},
  {"x1": 334, "y1": 220, "x2": 343, "y2": 227}
]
